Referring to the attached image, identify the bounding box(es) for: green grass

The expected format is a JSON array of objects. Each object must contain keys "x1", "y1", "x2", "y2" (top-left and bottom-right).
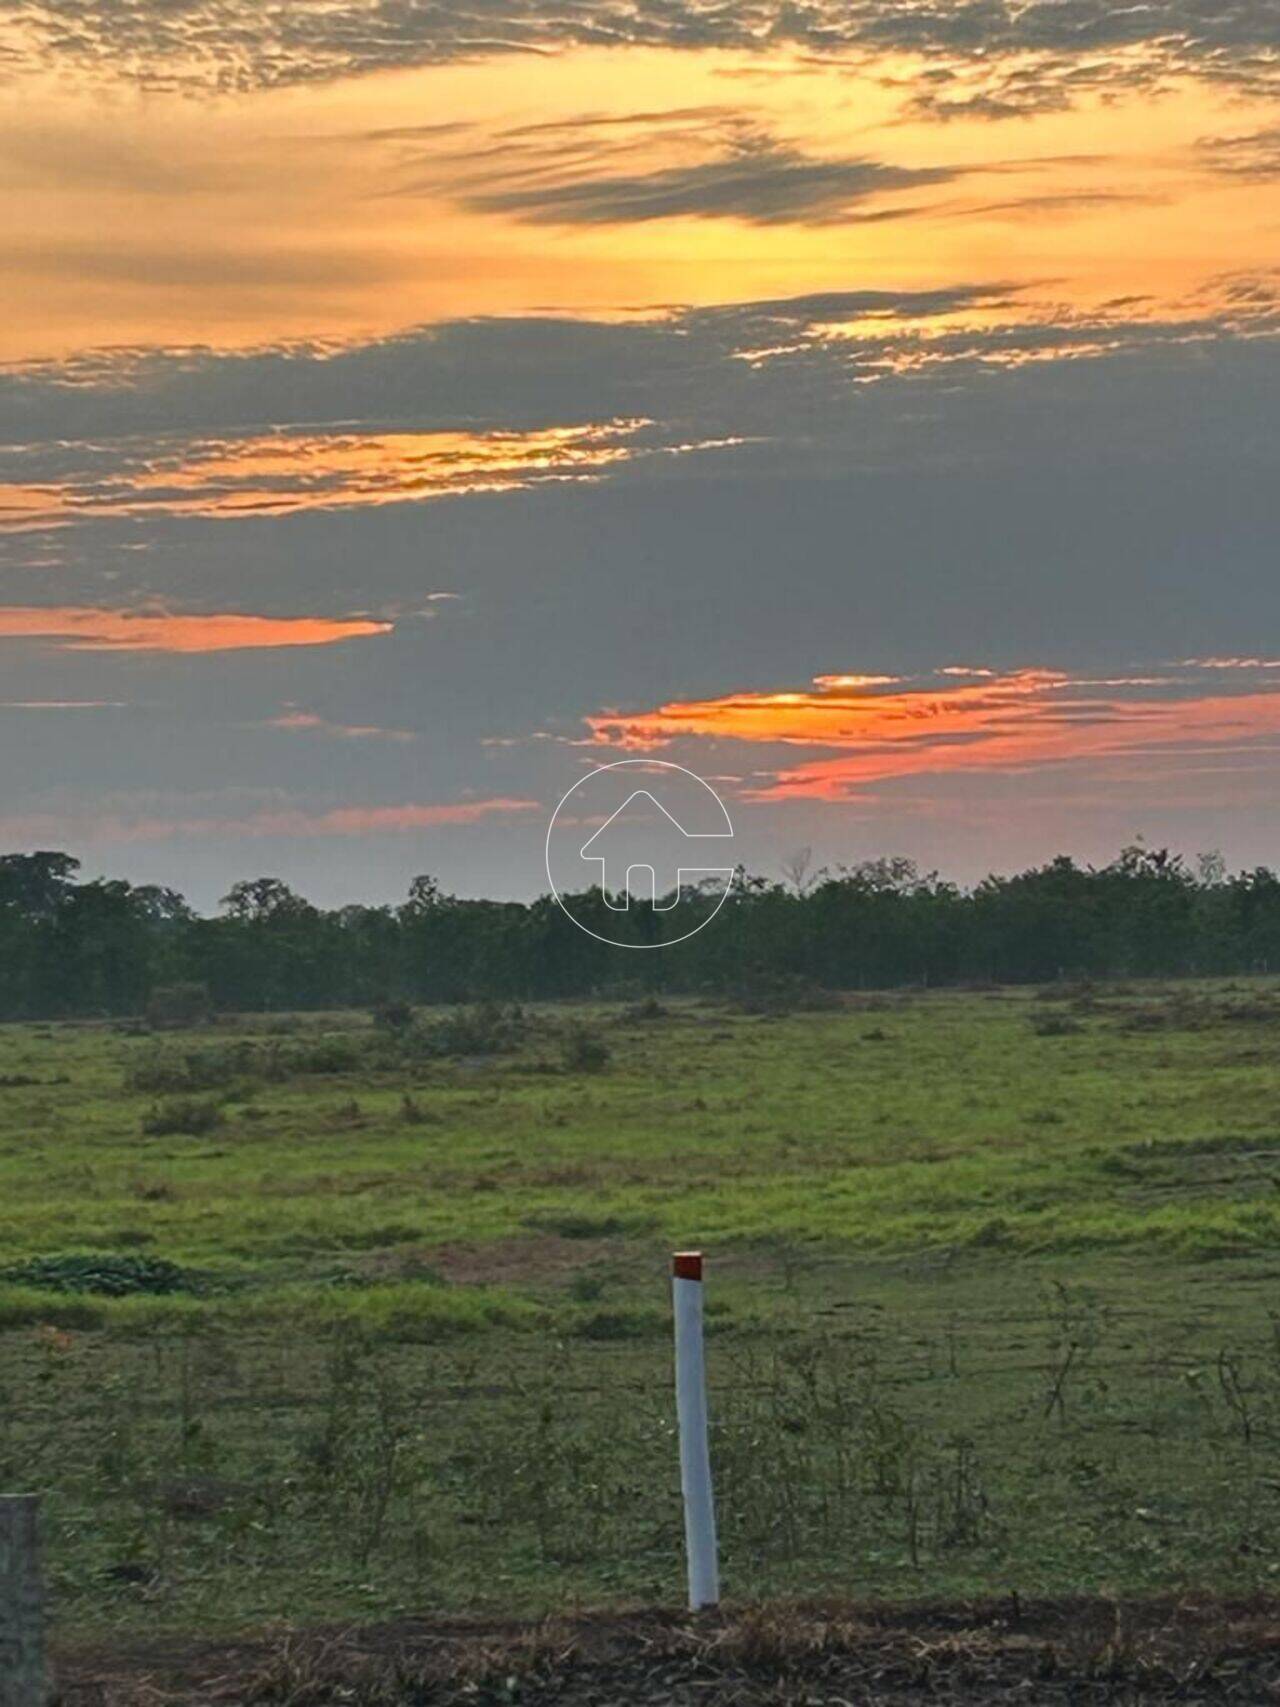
[{"x1": 7, "y1": 980, "x2": 1280, "y2": 1636}]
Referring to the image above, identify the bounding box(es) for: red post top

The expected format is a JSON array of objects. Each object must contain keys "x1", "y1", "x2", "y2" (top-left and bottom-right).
[{"x1": 672, "y1": 1251, "x2": 703, "y2": 1281}]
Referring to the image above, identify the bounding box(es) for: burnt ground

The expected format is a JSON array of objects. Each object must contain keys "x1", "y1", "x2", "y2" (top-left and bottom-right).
[{"x1": 54, "y1": 1593, "x2": 1280, "y2": 1704}]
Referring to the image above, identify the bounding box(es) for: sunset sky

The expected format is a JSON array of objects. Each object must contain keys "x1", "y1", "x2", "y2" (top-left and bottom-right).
[{"x1": 3, "y1": 1, "x2": 1280, "y2": 906}]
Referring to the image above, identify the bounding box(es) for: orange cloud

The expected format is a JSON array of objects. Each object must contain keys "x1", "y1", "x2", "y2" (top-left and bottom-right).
[
  {"x1": 585, "y1": 666, "x2": 1280, "y2": 800},
  {"x1": 1, "y1": 421, "x2": 658, "y2": 527},
  {"x1": 0, "y1": 606, "x2": 391, "y2": 652}
]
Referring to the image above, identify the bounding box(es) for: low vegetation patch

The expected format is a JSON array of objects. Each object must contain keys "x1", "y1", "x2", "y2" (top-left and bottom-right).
[
  {"x1": 419, "y1": 1000, "x2": 527, "y2": 1057},
  {"x1": 561, "y1": 1022, "x2": 612, "y2": 1073},
  {"x1": 142, "y1": 1095, "x2": 224, "y2": 1135},
  {"x1": 0, "y1": 1252, "x2": 191, "y2": 1296}
]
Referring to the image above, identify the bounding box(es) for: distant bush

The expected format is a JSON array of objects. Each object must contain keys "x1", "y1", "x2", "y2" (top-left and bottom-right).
[
  {"x1": 561, "y1": 1023, "x2": 611, "y2": 1073},
  {"x1": 145, "y1": 981, "x2": 212, "y2": 1030},
  {"x1": 125, "y1": 1034, "x2": 365, "y2": 1097},
  {"x1": 1045, "y1": 979, "x2": 1099, "y2": 1009},
  {"x1": 287, "y1": 1037, "x2": 362, "y2": 1074},
  {"x1": 371, "y1": 999, "x2": 415, "y2": 1031},
  {"x1": 142, "y1": 1095, "x2": 224, "y2": 1136},
  {"x1": 621, "y1": 996, "x2": 668, "y2": 1023},
  {"x1": 422, "y1": 1001, "x2": 526, "y2": 1058},
  {"x1": 1031, "y1": 1014, "x2": 1084, "y2": 1037},
  {"x1": 732, "y1": 971, "x2": 842, "y2": 1016},
  {"x1": 125, "y1": 1042, "x2": 255, "y2": 1094},
  {"x1": 0, "y1": 1252, "x2": 191, "y2": 1296}
]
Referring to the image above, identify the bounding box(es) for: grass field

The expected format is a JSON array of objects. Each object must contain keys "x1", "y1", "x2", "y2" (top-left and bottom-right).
[{"x1": 7, "y1": 978, "x2": 1280, "y2": 1641}]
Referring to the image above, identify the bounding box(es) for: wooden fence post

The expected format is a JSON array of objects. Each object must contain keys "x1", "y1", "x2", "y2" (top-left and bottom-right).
[{"x1": 0, "y1": 1496, "x2": 45, "y2": 1707}]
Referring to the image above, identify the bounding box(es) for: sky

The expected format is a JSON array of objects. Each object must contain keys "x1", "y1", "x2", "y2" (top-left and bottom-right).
[{"x1": 2, "y1": 0, "x2": 1280, "y2": 908}]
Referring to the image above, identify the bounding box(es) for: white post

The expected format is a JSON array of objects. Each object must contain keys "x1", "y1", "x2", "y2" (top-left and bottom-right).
[
  {"x1": 672, "y1": 1251, "x2": 719, "y2": 1610},
  {"x1": 0, "y1": 1496, "x2": 45, "y2": 1707}
]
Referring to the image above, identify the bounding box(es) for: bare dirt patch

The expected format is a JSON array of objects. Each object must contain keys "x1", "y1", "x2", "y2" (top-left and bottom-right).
[
  {"x1": 56, "y1": 1593, "x2": 1280, "y2": 1704},
  {"x1": 408, "y1": 1233, "x2": 642, "y2": 1288}
]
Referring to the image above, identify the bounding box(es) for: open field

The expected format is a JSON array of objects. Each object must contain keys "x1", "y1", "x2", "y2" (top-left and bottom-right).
[{"x1": 7, "y1": 979, "x2": 1280, "y2": 1651}]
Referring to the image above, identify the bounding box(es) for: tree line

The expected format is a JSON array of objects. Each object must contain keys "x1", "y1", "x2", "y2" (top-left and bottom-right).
[{"x1": 1, "y1": 844, "x2": 1279, "y2": 1020}]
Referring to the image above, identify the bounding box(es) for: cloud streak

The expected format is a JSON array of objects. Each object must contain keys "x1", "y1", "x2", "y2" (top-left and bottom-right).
[
  {"x1": 1197, "y1": 126, "x2": 1280, "y2": 181},
  {"x1": 584, "y1": 665, "x2": 1280, "y2": 801},
  {"x1": 0, "y1": 420, "x2": 664, "y2": 527},
  {"x1": 0, "y1": 795, "x2": 541, "y2": 844},
  {"x1": 455, "y1": 139, "x2": 960, "y2": 226},
  {"x1": 265, "y1": 709, "x2": 417, "y2": 742},
  {"x1": 0, "y1": 607, "x2": 391, "y2": 652}
]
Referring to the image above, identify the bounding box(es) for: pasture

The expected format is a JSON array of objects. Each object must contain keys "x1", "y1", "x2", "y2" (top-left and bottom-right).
[{"x1": 6, "y1": 979, "x2": 1280, "y2": 1641}]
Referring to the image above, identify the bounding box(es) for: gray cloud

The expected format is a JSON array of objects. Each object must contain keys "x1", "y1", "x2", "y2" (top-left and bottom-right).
[
  {"x1": 376, "y1": 108, "x2": 971, "y2": 228},
  {"x1": 952, "y1": 190, "x2": 1165, "y2": 220},
  {"x1": 455, "y1": 138, "x2": 959, "y2": 225},
  {"x1": 498, "y1": 106, "x2": 742, "y2": 140},
  {"x1": 1197, "y1": 126, "x2": 1280, "y2": 180},
  {"x1": 0, "y1": 283, "x2": 1014, "y2": 446},
  {"x1": 5, "y1": 277, "x2": 1280, "y2": 564},
  {"x1": 4, "y1": 0, "x2": 1279, "y2": 111}
]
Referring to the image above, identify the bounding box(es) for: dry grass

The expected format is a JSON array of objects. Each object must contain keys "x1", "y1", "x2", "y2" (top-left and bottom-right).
[{"x1": 55, "y1": 1594, "x2": 1280, "y2": 1704}]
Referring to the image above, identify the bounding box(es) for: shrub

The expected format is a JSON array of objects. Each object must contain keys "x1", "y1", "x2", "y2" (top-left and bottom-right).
[
  {"x1": 124, "y1": 1035, "x2": 373, "y2": 1098},
  {"x1": 145, "y1": 981, "x2": 212, "y2": 1030},
  {"x1": 142, "y1": 1095, "x2": 224, "y2": 1136},
  {"x1": 424, "y1": 1001, "x2": 526, "y2": 1058},
  {"x1": 125, "y1": 1042, "x2": 255, "y2": 1094},
  {"x1": 1031, "y1": 1014, "x2": 1084, "y2": 1037},
  {"x1": 287, "y1": 1037, "x2": 362, "y2": 1074},
  {"x1": 561, "y1": 1023, "x2": 611, "y2": 1073},
  {"x1": 371, "y1": 999, "x2": 415, "y2": 1032}
]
